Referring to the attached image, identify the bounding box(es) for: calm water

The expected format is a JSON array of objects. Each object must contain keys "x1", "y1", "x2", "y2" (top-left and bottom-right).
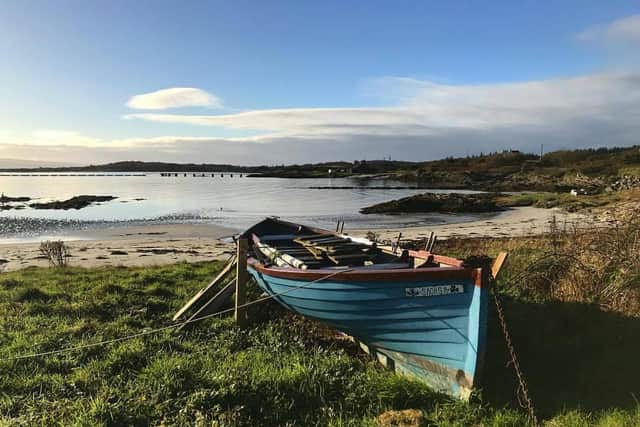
[{"x1": 0, "y1": 173, "x2": 484, "y2": 241}]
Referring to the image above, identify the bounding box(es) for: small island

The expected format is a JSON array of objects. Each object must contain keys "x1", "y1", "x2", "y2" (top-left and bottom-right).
[
  {"x1": 0, "y1": 194, "x2": 32, "y2": 210},
  {"x1": 360, "y1": 191, "x2": 621, "y2": 215},
  {"x1": 360, "y1": 193, "x2": 502, "y2": 214},
  {"x1": 30, "y1": 195, "x2": 117, "y2": 210},
  {"x1": 0, "y1": 195, "x2": 31, "y2": 203}
]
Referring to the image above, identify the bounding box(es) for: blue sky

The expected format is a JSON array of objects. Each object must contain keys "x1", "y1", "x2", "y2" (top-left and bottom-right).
[{"x1": 1, "y1": 1, "x2": 639, "y2": 165}]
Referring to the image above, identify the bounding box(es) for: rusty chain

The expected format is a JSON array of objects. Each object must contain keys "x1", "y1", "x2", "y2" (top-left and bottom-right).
[{"x1": 492, "y1": 288, "x2": 539, "y2": 427}]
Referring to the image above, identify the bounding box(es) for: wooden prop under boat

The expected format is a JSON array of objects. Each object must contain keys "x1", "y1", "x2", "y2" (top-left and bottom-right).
[{"x1": 242, "y1": 217, "x2": 498, "y2": 400}]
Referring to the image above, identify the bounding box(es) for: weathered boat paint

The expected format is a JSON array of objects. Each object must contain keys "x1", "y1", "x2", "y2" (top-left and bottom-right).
[{"x1": 243, "y1": 218, "x2": 490, "y2": 399}]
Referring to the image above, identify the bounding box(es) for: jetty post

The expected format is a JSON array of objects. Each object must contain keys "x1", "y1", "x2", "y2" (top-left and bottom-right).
[{"x1": 235, "y1": 238, "x2": 248, "y2": 327}]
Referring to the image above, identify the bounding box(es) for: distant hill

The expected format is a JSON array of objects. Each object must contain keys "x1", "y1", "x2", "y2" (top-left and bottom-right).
[
  {"x1": 0, "y1": 158, "x2": 78, "y2": 169},
  {"x1": 3, "y1": 146, "x2": 640, "y2": 192},
  {"x1": 0, "y1": 161, "x2": 258, "y2": 173}
]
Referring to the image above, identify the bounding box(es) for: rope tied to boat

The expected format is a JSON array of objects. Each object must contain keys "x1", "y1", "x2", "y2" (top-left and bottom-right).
[
  {"x1": 491, "y1": 275, "x2": 539, "y2": 427},
  {"x1": 3, "y1": 267, "x2": 353, "y2": 362}
]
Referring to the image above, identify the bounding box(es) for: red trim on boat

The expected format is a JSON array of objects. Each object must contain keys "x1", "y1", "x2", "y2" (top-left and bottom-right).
[
  {"x1": 409, "y1": 250, "x2": 465, "y2": 267},
  {"x1": 473, "y1": 268, "x2": 483, "y2": 288},
  {"x1": 248, "y1": 258, "x2": 479, "y2": 283}
]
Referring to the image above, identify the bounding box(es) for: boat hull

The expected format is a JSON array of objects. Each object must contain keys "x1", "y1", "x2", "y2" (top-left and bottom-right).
[{"x1": 247, "y1": 263, "x2": 489, "y2": 399}]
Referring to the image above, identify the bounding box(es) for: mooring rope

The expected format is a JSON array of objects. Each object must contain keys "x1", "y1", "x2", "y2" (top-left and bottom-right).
[
  {"x1": 4, "y1": 267, "x2": 353, "y2": 362},
  {"x1": 485, "y1": 251, "x2": 582, "y2": 427}
]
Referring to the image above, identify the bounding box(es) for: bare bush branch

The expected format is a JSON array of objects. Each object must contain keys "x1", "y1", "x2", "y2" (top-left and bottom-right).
[{"x1": 39, "y1": 241, "x2": 70, "y2": 267}]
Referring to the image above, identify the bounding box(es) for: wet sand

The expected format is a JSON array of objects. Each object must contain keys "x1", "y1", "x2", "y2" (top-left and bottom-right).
[{"x1": 0, "y1": 207, "x2": 613, "y2": 272}]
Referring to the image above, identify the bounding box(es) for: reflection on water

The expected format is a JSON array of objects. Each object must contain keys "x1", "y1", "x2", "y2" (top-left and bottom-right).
[{"x1": 0, "y1": 173, "x2": 486, "y2": 240}]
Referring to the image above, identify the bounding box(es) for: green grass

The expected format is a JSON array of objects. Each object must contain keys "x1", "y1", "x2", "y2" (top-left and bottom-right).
[{"x1": 1, "y1": 261, "x2": 639, "y2": 425}]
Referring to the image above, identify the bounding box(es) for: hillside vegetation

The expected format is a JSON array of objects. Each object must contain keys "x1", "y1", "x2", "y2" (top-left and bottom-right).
[
  {"x1": 395, "y1": 146, "x2": 640, "y2": 191},
  {"x1": 5, "y1": 146, "x2": 640, "y2": 192}
]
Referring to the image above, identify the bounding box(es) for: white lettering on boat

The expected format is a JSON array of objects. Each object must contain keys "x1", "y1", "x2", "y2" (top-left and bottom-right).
[{"x1": 405, "y1": 284, "x2": 464, "y2": 297}]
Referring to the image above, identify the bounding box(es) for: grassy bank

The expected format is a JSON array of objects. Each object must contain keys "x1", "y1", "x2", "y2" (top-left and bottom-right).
[
  {"x1": 359, "y1": 191, "x2": 624, "y2": 215},
  {"x1": 360, "y1": 193, "x2": 502, "y2": 214},
  {"x1": 1, "y1": 237, "x2": 639, "y2": 425}
]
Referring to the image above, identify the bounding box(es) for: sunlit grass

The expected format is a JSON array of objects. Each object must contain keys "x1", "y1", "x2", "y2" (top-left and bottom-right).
[{"x1": 1, "y1": 260, "x2": 639, "y2": 425}]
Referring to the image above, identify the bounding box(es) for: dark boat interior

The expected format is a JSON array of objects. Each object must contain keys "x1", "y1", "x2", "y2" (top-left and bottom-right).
[{"x1": 243, "y1": 217, "x2": 436, "y2": 270}]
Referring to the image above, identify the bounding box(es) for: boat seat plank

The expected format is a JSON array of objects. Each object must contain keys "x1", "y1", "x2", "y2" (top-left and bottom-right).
[
  {"x1": 300, "y1": 237, "x2": 348, "y2": 245},
  {"x1": 267, "y1": 246, "x2": 309, "y2": 251},
  {"x1": 260, "y1": 234, "x2": 297, "y2": 241},
  {"x1": 329, "y1": 253, "x2": 372, "y2": 260},
  {"x1": 312, "y1": 240, "x2": 363, "y2": 247},
  {"x1": 293, "y1": 255, "x2": 323, "y2": 261},
  {"x1": 293, "y1": 234, "x2": 330, "y2": 241},
  {"x1": 315, "y1": 244, "x2": 367, "y2": 253},
  {"x1": 327, "y1": 253, "x2": 372, "y2": 265}
]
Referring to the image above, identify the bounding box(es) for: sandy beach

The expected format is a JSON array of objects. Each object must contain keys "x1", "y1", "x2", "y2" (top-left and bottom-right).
[
  {"x1": 350, "y1": 206, "x2": 612, "y2": 242},
  {"x1": 0, "y1": 223, "x2": 237, "y2": 272},
  {"x1": 0, "y1": 206, "x2": 612, "y2": 272}
]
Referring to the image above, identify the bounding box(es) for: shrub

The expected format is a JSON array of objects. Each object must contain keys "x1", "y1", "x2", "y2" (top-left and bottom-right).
[{"x1": 39, "y1": 240, "x2": 70, "y2": 267}]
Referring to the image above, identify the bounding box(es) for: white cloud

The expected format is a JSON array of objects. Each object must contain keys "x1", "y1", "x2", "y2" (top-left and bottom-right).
[
  {"x1": 577, "y1": 14, "x2": 640, "y2": 44},
  {"x1": 4, "y1": 72, "x2": 640, "y2": 164},
  {"x1": 124, "y1": 72, "x2": 640, "y2": 139},
  {"x1": 127, "y1": 87, "x2": 222, "y2": 110}
]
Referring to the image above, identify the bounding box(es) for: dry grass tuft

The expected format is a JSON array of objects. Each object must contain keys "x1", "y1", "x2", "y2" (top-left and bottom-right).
[
  {"x1": 377, "y1": 409, "x2": 425, "y2": 427},
  {"x1": 438, "y1": 212, "x2": 640, "y2": 316},
  {"x1": 544, "y1": 214, "x2": 640, "y2": 315}
]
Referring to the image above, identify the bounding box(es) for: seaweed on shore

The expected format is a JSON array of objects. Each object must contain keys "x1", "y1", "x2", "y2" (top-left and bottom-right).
[{"x1": 29, "y1": 195, "x2": 117, "y2": 210}]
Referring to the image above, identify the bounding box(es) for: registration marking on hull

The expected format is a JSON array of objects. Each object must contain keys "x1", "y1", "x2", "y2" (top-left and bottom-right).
[{"x1": 405, "y1": 284, "x2": 464, "y2": 297}]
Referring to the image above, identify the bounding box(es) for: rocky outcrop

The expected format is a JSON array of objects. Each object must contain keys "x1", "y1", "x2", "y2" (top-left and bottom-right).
[
  {"x1": 360, "y1": 193, "x2": 502, "y2": 214},
  {"x1": 610, "y1": 175, "x2": 640, "y2": 191}
]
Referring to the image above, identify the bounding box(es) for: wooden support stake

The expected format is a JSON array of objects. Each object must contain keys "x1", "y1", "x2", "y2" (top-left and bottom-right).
[
  {"x1": 235, "y1": 238, "x2": 248, "y2": 327},
  {"x1": 491, "y1": 252, "x2": 509, "y2": 279},
  {"x1": 177, "y1": 278, "x2": 235, "y2": 332},
  {"x1": 173, "y1": 256, "x2": 236, "y2": 321}
]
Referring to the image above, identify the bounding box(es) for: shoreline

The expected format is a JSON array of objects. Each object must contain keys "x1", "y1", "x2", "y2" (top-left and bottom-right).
[
  {"x1": 0, "y1": 206, "x2": 611, "y2": 272},
  {"x1": 350, "y1": 206, "x2": 611, "y2": 242},
  {"x1": 0, "y1": 223, "x2": 236, "y2": 272}
]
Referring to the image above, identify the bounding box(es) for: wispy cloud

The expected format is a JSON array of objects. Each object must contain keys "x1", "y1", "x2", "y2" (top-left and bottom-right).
[
  {"x1": 577, "y1": 14, "x2": 640, "y2": 44},
  {"x1": 124, "y1": 72, "x2": 640, "y2": 139},
  {"x1": 126, "y1": 87, "x2": 222, "y2": 110},
  {"x1": 4, "y1": 72, "x2": 640, "y2": 164}
]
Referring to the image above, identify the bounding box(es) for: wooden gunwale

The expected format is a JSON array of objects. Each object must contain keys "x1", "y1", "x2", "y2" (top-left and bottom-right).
[
  {"x1": 246, "y1": 217, "x2": 479, "y2": 284},
  {"x1": 248, "y1": 258, "x2": 483, "y2": 285},
  {"x1": 409, "y1": 250, "x2": 465, "y2": 267}
]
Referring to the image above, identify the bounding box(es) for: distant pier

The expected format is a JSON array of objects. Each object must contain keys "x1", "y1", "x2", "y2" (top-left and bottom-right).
[
  {"x1": 159, "y1": 172, "x2": 244, "y2": 178},
  {"x1": 0, "y1": 173, "x2": 147, "y2": 177}
]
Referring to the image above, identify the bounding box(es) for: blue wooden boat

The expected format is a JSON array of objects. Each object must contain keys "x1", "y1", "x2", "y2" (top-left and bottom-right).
[{"x1": 243, "y1": 217, "x2": 496, "y2": 399}]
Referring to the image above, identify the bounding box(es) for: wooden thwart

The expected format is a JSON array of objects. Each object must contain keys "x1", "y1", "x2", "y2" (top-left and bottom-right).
[
  {"x1": 292, "y1": 233, "x2": 373, "y2": 266},
  {"x1": 173, "y1": 256, "x2": 236, "y2": 321},
  {"x1": 328, "y1": 253, "x2": 372, "y2": 265},
  {"x1": 292, "y1": 234, "x2": 327, "y2": 241}
]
